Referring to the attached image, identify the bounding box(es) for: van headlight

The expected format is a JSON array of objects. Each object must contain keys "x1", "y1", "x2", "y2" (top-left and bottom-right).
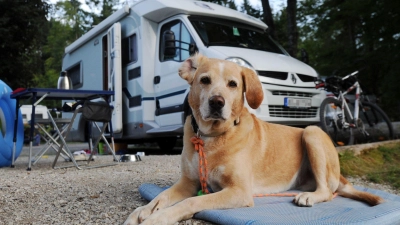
[{"x1": 226, "y1": 57, "x2": 254, "y2": 69}]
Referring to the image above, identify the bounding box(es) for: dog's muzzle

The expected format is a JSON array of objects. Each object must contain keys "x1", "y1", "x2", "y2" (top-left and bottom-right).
[{"x1": 208, "y1": 96, "x2": 225, "y2": 118}]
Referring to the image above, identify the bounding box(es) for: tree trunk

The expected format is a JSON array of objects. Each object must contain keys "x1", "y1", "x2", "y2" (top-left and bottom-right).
[
  {"x1": 287, "y1": 0, "x2": 298, "y2": 57},
  {"x1": 260, "y1": 0, "x2": 275, "y2": 39}
]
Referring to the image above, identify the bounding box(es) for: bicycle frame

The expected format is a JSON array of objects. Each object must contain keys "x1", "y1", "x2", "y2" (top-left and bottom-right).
[
  {"x1": 326, "y1": 70, "x2": 363, "y2": 130},
  {"x1": 337, "y1": 80, "x2": 362, "y2": 127}
]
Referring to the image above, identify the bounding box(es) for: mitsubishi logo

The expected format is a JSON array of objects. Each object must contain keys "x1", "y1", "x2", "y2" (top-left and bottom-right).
[{"x1": 291, "y1": 74, "x2": 297, "y2": 84}]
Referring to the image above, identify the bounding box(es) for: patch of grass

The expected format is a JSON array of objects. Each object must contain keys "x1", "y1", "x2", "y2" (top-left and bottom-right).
[{"x1": 340, "y1": 142, "x2": 400, "y2": 189}]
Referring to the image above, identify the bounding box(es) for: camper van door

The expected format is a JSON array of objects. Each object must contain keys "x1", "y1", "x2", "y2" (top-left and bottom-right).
[
  {"x1": 154, "y1": 19, "x2": 194, "y2": 127},
  {"x1": 107, "y1": 23, "x2": 123, "y2": 133}
]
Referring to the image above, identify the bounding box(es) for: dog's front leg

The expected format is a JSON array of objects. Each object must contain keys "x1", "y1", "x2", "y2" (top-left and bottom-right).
[
  {"x1": 139, "y1": 187, "x2": 254, "y2": 225},
  {"x1": 123, "y1": 177, "x2": 197, "y2": 225}
]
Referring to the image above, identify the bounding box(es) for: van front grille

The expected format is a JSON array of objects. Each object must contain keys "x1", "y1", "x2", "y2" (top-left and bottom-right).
[
  {"x1": 257, "y1": 71, "x2": 288, "y2": 80},
  {"x1": 271, "y1": 91, "x2": 313, "y2": 98},
  {"x1": 297, "y1": 74, "x2": 315, "y2": 82},
  {"x1": 269, "y1": 105, "x2": 318, "y2": 118}
]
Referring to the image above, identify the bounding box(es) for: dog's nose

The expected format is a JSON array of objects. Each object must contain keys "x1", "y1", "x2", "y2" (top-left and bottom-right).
[{"x1": 209, "y1": 96, "x2": 225, "y2": 110}]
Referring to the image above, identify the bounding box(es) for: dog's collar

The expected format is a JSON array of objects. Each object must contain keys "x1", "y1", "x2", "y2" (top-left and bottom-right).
[{"x1": 191, "y1": 114, "x2": 239, "y2": 137}]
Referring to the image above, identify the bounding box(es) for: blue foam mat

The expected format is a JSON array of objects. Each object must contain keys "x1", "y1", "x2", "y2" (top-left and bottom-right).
[{"x1": 139, "y1": 183, "x2": 400, "y2": 225}]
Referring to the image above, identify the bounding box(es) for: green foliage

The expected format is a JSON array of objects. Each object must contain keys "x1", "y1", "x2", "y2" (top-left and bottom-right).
[
  {"x1": 273, "y1": 9, "x2": 289, "y2": 50},
  {"x1": 0, "y1": 0, "x2": 50, "y2": 89},
  {"x1": 53, "y1": 0, "x2": 91, "y2": 38},
  {"x1": 240, "y1": 0, "x2": 261, "y2": 18},
  {"x1": 86, "y1": 0, "x2": 120, "y2": 25},
  {"x1": 340, "y1": 143, "x2": 400, "y2": 189},
  {"x1": 37, "y1": 19, "x2": 73, "y2": 89},
  {"x1": 298, "y1": 0, "x2": 400, "y2": 120}
]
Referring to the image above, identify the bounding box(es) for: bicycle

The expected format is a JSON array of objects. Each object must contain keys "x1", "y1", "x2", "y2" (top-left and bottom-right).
[{"x1": 315, "y1": 71, "x2": 394, "y2": 146}]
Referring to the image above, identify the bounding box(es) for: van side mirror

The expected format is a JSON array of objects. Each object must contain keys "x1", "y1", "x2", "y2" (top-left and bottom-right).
[{"x1": 163, "y1": 30, "x2": 176, "y2": 58}]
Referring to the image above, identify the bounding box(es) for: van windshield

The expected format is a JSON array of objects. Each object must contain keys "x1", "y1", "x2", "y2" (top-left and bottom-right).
[{"x1": 189, "y1": 16, "x2": 287, "y2": 55}]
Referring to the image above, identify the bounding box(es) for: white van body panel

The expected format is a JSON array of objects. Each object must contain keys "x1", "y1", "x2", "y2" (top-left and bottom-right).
[
  {"x1": 208, "y1": 46, "x2": 317, "y2": 79},
  {"x1": 61, "y1": 0, "x2": 325, "y2": 144},
  {"x1": 20, "y1": 105, "x2": 49, "y2": 124}
]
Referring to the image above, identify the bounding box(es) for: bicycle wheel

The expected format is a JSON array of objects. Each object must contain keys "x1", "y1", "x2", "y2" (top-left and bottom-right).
[
  {"x1": 319, "y1": 97, "x2": 354, "y2": 146},
  {"x1": 356, "y1": 101, "x2": 394, "y2": 143}
]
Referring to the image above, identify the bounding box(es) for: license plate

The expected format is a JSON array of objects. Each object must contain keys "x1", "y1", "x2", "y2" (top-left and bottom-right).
[{"x1": 284, "y1": 98, "x2": 312, "y2": 108}]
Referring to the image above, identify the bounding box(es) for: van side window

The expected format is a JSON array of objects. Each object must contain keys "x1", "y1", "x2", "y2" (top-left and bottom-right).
[
  {"x1": 160, "y1": 20, "x2": 194, "y2": 62},
  {"x1": 66, "y1": 62, "x2": 83, "y2": 89},
  {"x1": 122, "y1": 34, "x2": 138, "y2": 66}
]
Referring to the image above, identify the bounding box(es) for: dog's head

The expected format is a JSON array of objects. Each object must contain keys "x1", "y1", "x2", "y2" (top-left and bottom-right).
[{"x1": 179, "y1": 53, "x2": 263, "y2": 135}]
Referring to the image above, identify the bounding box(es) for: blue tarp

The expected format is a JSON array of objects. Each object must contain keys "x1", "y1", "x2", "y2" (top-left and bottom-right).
[{"x1": 139, "y1": 183, "x2": 400, "y2": 225}]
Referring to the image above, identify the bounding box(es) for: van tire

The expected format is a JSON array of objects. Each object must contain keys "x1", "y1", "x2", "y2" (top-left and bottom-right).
[{"x1": 156, "y1": 137, "x2": 177, "y2": 152}]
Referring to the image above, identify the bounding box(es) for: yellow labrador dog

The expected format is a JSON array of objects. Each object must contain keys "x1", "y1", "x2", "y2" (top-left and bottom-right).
[{"x1": 124, "y1": 54, "x2": 383, "y2": 225}]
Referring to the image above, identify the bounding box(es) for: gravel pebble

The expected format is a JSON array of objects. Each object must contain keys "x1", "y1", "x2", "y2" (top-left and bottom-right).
[{"x1": 0, "y1": 154, "x2": 398, "y2": 224}]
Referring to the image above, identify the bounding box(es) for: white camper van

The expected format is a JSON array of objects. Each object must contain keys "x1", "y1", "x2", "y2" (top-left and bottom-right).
[
  {"x1": 20, "y1": 105, "x2": 49, "y2": 125},
  {"x1": 62, "y1": 0, "x2": 324, "y2": 150}
]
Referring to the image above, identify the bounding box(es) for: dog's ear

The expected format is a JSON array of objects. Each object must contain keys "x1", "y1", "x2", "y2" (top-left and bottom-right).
[
  {"x1": 179, "y1": 53, "x2": 205, "y2": 85},
  {"x1": 242, "y1": 67, "x2": 264, "y2": 109}
]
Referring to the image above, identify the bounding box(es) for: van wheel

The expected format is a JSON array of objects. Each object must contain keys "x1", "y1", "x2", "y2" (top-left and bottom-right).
[{"x1": 156, "y1": 137, "x2": 177, "y2": 152}]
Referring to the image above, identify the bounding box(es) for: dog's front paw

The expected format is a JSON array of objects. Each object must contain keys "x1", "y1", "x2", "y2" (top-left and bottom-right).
[
  {"x1": 293, "y1": 192, "x2": 315, "y2": 207},
  {"x1": 133, "y1": 206, "x2": 182, "y2": 225},
  {"x1": 123, "y1": 205, "x2": 153, "y2": 225},
  {"x1": 138, "y1": 213, "x2": 169, "y2": 225}
]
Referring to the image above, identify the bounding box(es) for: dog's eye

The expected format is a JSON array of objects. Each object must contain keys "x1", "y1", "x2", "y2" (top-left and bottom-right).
[
  {"x1": 228, "y1": 80, "x2": 237, "y2": 88},
  {"x1": 200, "y1": 77, "x2": 211, "y2": 85}
]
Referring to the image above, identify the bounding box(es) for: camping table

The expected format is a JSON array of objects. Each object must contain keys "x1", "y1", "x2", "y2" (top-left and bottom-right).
[{"x1": 10, "y1": 88, "x2": 118, "y2": 170}]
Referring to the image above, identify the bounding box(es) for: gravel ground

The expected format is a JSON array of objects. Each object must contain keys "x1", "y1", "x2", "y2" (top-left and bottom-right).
[
  {"x1": 0, "y1": 150, "x2": 399, "y2": 225},
  {"x1": 0, "y1": 154, "x2": 213, "y2": 225}
]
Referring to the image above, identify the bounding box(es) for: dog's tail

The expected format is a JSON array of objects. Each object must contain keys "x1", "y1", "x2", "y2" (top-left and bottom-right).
[{"x1": 336, "y1": 175, "x2": 384, "y2": 206}]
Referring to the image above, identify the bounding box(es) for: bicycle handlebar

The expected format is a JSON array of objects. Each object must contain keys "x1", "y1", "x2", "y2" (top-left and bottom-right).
[{"x1": 314, "y1": 70, "x2": 360, "y2": 90}]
